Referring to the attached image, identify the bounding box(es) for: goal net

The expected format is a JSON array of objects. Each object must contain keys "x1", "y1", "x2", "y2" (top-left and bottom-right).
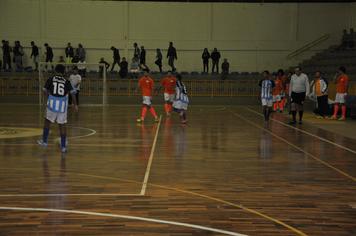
[{"x1": 39, "y1": 62, "x2": 108, "y2": 107}]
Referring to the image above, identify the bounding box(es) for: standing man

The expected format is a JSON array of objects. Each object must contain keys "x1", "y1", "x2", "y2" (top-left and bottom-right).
[
  {"x1": 137, "y1": 71, "x2": 159, "y2": 123},
  {"x1": 160, "y1": 71, "x2": 177, "y2": 116},
  {"x1": 2, "y1": 40, "x2": 12, "y2": 71},
  {"x1": 65, "y1": 42, "x2": 74, "y2": 64},
  {"x1": 76, "y1": 43, "x2": 86, "y2": 61},
  {"x1": 289, "y1": 67, "x2": 310, "y2": 125},
  {"x1": 221, "y1": 58, "x2": 229, "y2": 80},
  {"x1": 140, "y1": 46, "x2": 146, "y2": 67},
  {"x1": 331, "y1": 66, "x2": 349, "y2": 120},
  {"x1": 259, "y1": 71, "x2": 275, "y2": 122},
  {"x1": 211, "y1": 48, "x2": 221, "y2": 74},
  {"x1": 30, "y1": 41, "x2": 39, "y2": 71},
  {"x1": 44, "y1": 43, "x2": 54, "y2": 71},
  {"x1": 155, "y1": 48, "x2": 163, "y2": 73},
  {"x1": 69, "y1": 67, "x2": 82, "y2": 105},
  {"x1": 13, "y1": 41, "x2": 24, "y2": 71},
  {"x1": 167, "y1": 42, "x2": 177, "y2": 72},
  {"x1": 202, "y1": 48, "x2": 210, "y2": 73},
  {"x1": 272, "y1": 73, "x2": 284, "y2": 112},
  {"x1": 110, "y1": 46, "x2": 120, "y2": 72},
  {"x1": 311, "y1": 71, "x2": 328, "y2": 119},
  {"x1": 133, "y1": 42, "x2": 140, "y2": 60},
  {"x1": 37, "y1": 64, "x2": 78, "y2": 153}
]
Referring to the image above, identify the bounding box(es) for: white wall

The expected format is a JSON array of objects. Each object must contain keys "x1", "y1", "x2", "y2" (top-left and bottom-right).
[{"x1": 0, "y1": 0, "x2": 351, "y2": 72}]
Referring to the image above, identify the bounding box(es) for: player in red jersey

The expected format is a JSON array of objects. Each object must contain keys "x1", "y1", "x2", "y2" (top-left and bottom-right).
[
  {"x1": 160, "y1": 71, "x2": 177, "y2": 116},
  {"x1": 137, "y1": 71, "x2": 159, "y2": 122},
  {"x1": 331, "y1": 66, "x2": 349, "y2": 120}
]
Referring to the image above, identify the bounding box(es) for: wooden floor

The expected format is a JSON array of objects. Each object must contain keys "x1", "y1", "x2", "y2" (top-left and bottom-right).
[{"x1": 0, "y1": 104, "x2": 355, "y2": 236}]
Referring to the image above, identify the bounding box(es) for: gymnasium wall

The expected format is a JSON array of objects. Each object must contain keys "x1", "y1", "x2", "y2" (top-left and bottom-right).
[{"x1": 0, "y1": 0, "x2": 351, "y2": 72}]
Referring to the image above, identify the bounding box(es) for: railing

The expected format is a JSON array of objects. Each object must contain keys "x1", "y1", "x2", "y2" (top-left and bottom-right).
[
  {"x1": 287, "y1": 34, "x2": 330, "y2": 59},
  {"x1": 0, "y1": 78, "x2": 261, "y2": 97}
]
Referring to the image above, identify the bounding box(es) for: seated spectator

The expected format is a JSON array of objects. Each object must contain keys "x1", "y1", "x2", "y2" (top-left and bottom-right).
[
  {"x1": 68, "y1": 67, "x2": 82, "y2": 105},
  {"x1": 130, "y1": 57, "x2": 140, "y2": 78},
  {"x1": 77, "y1": 59, "x2": 86, "y2": 78},
  {"x1": 119, "y1": 57, "x2": 128, "y2": 78},
  {"x1": 99, "y1": 57, "x2": 110, "y2": 78},
  {"x1": 221, "y1": 58, "x2": 229, "y2": 80}
]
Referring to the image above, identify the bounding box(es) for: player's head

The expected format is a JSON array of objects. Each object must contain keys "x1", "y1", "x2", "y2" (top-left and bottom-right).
[
  {"x1": 315, "y1": 71, "x2": 321, "y2": 78},
  {"x1": 263, "y1": 70, "x2": 270, "y2": 79},
  {"x1": 55, "y1": 64, "x2": 65, "y2": 75},
  {"x1": 338, "y1": 66, "x2": 346, "y2": 74},
  {"x1": 294, "y1": 66, "x2": 302, "y2": 76}
]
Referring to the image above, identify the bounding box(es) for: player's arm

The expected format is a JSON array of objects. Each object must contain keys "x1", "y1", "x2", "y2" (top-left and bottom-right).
[
  {"x1": 258, "y1": 79, "x2": 263, "y2": 87},
  {"x1": 43, "y1": 77, "x2": 52, "y2": 97},
  {"x1": 305, "y1": 76, "x2": 310, "y2": 96}
]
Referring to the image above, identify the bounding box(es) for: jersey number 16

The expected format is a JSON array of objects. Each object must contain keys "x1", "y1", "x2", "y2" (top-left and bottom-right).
[{"x1": 53, "y1": 82, "x2": 65, "y2": 96}]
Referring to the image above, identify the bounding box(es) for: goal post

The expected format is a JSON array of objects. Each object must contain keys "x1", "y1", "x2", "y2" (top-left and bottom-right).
[{"x1": 38, "y1": 62, "x2": 107, "y2": 107}]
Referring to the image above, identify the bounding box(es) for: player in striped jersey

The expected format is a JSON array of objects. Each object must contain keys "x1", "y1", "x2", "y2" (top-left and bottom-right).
[
  {"x1": 173, "y1": 74, "x2": 189, "y2": 124},
  {"x1": 259, "y1": 70, "x2": 275, "y2": 121},
  {"x1": 37, "y1": 64, "x2": 78, "y2": 153}
]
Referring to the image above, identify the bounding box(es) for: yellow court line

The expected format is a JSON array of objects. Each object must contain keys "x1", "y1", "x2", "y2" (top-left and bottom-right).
[
  {"x1": 244, "y1": 106, "x2": 356, "y2": 155},
  {"x1": 229, "y1": 110, "x2": 356, "y2": 182},
  {"x1": 0, "y1": 167, "x2": 307, "y2": 236}
]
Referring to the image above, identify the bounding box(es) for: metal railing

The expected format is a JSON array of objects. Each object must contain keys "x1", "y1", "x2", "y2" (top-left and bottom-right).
[{"x1": 287, "y1": 34, "x2": 330, "y2": 59}]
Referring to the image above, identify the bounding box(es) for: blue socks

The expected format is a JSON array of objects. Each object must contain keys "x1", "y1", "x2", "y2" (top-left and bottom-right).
[
  {"x1": 42, "y1": 128, "x2": 49, "y2": 143},
  {"x1": 61, "y1": 135, "x2": 66, "y2": 148}
]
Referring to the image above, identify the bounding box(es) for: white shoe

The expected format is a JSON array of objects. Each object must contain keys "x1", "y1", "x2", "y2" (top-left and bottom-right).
[{"x1": 37, "y1": 140, "x2": 48, "y2": 147}]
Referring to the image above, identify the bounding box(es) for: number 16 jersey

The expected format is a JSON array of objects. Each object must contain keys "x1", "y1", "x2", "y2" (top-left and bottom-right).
[{"x1": 44, "y1": 75, "x2": 74, "y2": 113}]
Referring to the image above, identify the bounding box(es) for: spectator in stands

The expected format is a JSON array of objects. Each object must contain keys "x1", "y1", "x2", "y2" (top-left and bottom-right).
[
  {"x1": 155, "y1": 48, "x2": 163, "y2": 73},
  {"x1": 221, "y1": 58, "x2": 229, "y2": 80},
  {"x1": 310, "y1": 71, "x2": 328, "y2": 118},
  {"x1": 110, "y1": 46, "x2": 120, "y2": 72},
  {"x1": 65, "y1": 42, "x2": 74, "y2": 64},
  {"x1": 99, "y1": 57, "x2": 110, "y2": 77},
  {"x1": 119, "y1": 57, "x2": 128, "y2": 78},
  {"x1": 77, "y1": 59, "x2": 86, "y2": 78},
  {"x1": 202, "y1": 48, "x2": 210, "y2": 73},
  {"x1": 130, "y1": 57, "x2": 140, "y2": 78},
  {"x1": 69, "y1": 67, "x2": 81, "y2": 105},
  {"x1": 76, "y1": 43, "x2": 86, "y2": 61},
  {"x1": 289, "y1": 67, "x2": 310, "y2": 125},
  {"x1": 211, "y1": 48, "x2": 221, "y2": 74},
  {"x1": 133, "y1": 42, "x2": 140, "y2": 60},
  {"x1": 167, "y1": 42, "x2": 177, "y2": 72},
  {"x1": 140, "y1": 46, "x2": 146, "y2": 67},
  {"x1": 58, "y1": 56, "x2": 65, "y2": 66},
  {"x1": 13, "y1": 41, "x2": 24, "y2": 71},
  {"x1": 30, "y1": 41, "x2": 39, "y2": 71},
  {"x1": 44, "y1": 43, "x2": 54, "y2": 71},
  {"x1": 2, "y1": 40, "x2": 12, "y2": 71},
  {"x1": 331, "y1": 66, "x2": 349, "y2": 120}
]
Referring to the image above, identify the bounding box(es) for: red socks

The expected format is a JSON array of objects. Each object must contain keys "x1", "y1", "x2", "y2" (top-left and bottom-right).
[
  {"x1": 333, "y1": 104, "x2": 339, "y2": 117},
  {"x1": 141, "y1": 106, "x2": 147, "y2": 119},
  {"x1": 150, "y1": 107, "x2": 158, "y2": 118},
  {"x1": 341, "y1": 105, "x2": 346, "y2": 118}
]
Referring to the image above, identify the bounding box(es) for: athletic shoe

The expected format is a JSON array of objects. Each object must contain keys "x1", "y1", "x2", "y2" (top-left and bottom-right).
[
  {"x1": 298, "y1": 121, "x2": 303, "y2": 125},
  {"x1": 61, "y1": 147, "x2": 67, "y2": 153},
  {"x1": 330, "y1": 116, "x2": 337, "y2": 120},
  {"x1": 181, "y1": 119, "x2": 187, "y2": 124},
  {"x1": 37, "y1": 140, "x2": 48, "y2": 147},
  {"x1": 338, "y1": 117, "x2": 346, "y2": 121},
  {"x1": 137, "y1": 118, "x2": 144, "y2": 123},
  {"x1": 155, "y1": 117, "x2": 160, "y2": 122},
  {"x1": 289, "y1": 121, "x2": 296, "y2": 125}
]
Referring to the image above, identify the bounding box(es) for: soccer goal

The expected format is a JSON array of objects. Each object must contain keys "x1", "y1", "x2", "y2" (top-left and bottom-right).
[{"x1": 38, "y1": 62, "x2": 108, "y2": 107}]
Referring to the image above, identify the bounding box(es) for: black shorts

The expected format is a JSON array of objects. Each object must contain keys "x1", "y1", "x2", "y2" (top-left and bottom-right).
[{"x1": 291, "y1": 92, "x2": 306, "y2": 105}]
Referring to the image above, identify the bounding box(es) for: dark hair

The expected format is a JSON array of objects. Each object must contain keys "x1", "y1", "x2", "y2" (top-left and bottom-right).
[
  {"x1": 44, "y1": 43, "x2": 48, "y2": 47},
  {"x1": 277, "y1": 69, "x2": 284, "y2": 75},
  {"x1": 263, "y1": 70, "x2": 270, "y2": 75},
  {"x1": 176, "y1": 74, "x2": 182, "y2": 80},
  {"x1": 339, "y1": 66, "x2": 346, "y2": 73},
  {"x1": 55, "y1": 64, "x2": 65, "y2": 74}
]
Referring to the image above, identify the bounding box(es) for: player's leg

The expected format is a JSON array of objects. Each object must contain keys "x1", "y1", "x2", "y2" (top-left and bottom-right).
[
  {"x1": 59, "y1": 124, "x2": 67, "y2": 152},
  {"x1": 298, "y1": 103, "x2": 304, "y2": 124},
  {"x1": 38, "y1": 118, "x2": 51, "y2": 147},
  {"x1": 339, "y1": 93, "x2": 347, "y2": 120},
  {"x1": 331, "y1": 93, "x2": 341, "y2": 119}
]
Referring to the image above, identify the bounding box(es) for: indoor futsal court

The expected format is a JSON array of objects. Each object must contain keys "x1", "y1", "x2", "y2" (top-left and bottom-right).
[
  {"x1": 1, "y1": 0, "x2": 356, "y2": 235},
  {"x1": 0, "y1": 104, "x2": 355, "y2": 235}
]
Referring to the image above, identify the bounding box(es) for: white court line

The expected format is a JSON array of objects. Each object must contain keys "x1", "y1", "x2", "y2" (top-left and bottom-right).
[
  {"x1": 140, "y1": 115, "x2": 162, "y2": 195},
  {"x1": 0, "y1": 207, "x2": 246, "y2": 236},
  {"x1": 0, "y1": 193, "x2": 141, "y2": 197},
  {"x1": 245, "y1": 107, "x2": 356, "y2": 155}
]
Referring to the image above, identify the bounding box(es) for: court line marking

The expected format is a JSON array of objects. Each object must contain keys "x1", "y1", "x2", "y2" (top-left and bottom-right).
[
  {"x1": 229, "y1": 110, "x2": 356, "y2": 182},
  {"x1": 0, "y1": 207, "x2": 246, "y2": 236},
  {"x1": 245, "y1": 106, "x2": 356, "y2": 155},
  {"x1": 0, "y1": 168, "x2": 307, "y2": 236},
  {"x1": 140, "y1": 115, "x2": 162, "y2": 195}
]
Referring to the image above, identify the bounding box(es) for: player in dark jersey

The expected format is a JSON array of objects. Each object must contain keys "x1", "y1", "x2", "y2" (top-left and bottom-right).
[{"x1": 37, "y1": 64, "x2": 78, "y2": 153}]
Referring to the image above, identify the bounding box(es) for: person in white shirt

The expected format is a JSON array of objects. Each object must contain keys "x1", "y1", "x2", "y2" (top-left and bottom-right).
[
  {"x1": 289, "y1": 67, "x2": 310, "y2": 124},
  {"x1": 69, "y1": 67, "x2": 82, "y2": 105}
]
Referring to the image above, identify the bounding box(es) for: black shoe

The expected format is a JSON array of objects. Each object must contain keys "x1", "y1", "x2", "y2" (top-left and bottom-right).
[
  {"x1": 298, "y1": 121, "x2": 303, "y2": 125},
  {"x1": 289, "y1": 121, "x2": 296, "y2": 125}
]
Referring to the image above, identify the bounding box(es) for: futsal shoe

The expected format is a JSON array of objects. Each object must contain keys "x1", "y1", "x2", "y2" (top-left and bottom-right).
[
  {"x1": 338, "y1": 117, "x2": 346, "y2": 121},
  {"x1": 61, "y1": 147, "x2": 67, "y2": 153},
  {"x1": 137, "y1": 118, "x2": 144, "y2": 123},
  {"x1": 155, "y1": 117, "x2": 160, "y2": 122},
  {"x1": 330, "y1": 116, "x2": 337, "y2": 120},
  {"x1": 37, "y1": 140, "x2": 48, "y2": 147},
  {"x1": 298, "y1": 121, "x2": 303, "y2": 125},
  {"x1": 289, "y1": 121, "x2": 296, "y2": 125},
  {"x1": 181, "y1": 119, "x2": 187, "y2": 124}
]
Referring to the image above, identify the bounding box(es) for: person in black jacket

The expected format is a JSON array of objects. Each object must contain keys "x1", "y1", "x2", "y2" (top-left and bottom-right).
[
  {"x1": 211, "y1": 48, "x2": 221, "y2": 74},
  {"x1": 155, "y1": 48, "x2": 163, "y2": 73},
  {"x1": 30, "y1": 41, "x2": 39, "y2": 71},
  {"x1": 202, "y1": 48, "x2": 210, "y2": 73},
  {"x1": 110, "y1": 46, "x2": 120, "y2": 72},
  {"x1": 44, "y1": 43, "x2": 54, "y2": 71},
  {"x1": 140, "y1": 46, "x2": 146, "y2": 66},
  {"x1": 2, "y1": 40, "x2": 12, "y2": 71},
  {"x1": 221, "y1": 58, "x2": 229, "y2": 80},
  {"x1": 13, "y1": 41, "x2": 24, "y2": 71},
  {"x1": 167, "y1": 42, "x2": 177, "y2": 72},
  {"x1": 119, "y1": 57, "x2": 128, "y2": 78},
  {"x1": 65, "y1": 42, "x2": 74, "y2": 63}
]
